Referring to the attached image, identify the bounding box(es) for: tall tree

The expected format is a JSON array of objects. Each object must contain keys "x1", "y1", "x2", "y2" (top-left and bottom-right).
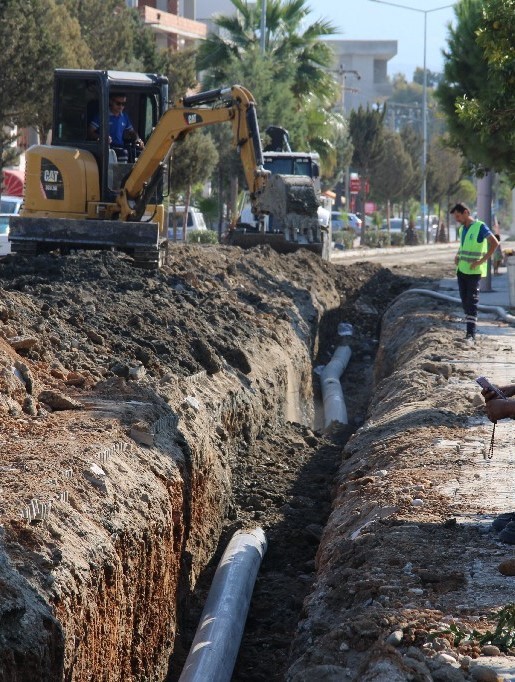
[
  {"x1": 349, "y1": 105, "x2": 385, "y2": 243},
  {"x1": 196, "y1": 0, "x2": 339, "y2": 109},
  {"x1": 435, "y1": 0, "x2": 506, "y2": 179},
  {"x1": 62, "y1": 0, "x2": 136, "y2": 70},
  {"x1": 370, "y1": 129, "x2": 413, "y2": 211},
  {"x1": 0, "y1": 0, "x2": 71, "y2": 175},
  {"x1": 454, "y1": 0, "x2": 515, "y2": 184}
]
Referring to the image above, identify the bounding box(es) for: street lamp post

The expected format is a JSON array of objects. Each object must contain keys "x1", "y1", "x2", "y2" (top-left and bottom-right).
[{"x1": 369, "y1": 1, "x2": 454, "y2": 242}]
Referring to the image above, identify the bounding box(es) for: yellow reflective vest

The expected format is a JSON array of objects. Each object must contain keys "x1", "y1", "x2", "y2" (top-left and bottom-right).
[{"x1": 457, "y1": 220, "x2": 488, "y2": 276}]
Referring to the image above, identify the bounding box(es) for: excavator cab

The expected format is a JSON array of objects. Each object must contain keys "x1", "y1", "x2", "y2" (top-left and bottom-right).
[
  {"x1": 51, "y1": 69, "x2": 168, "y2": 201},
  {"x1": 11, "y1": 69, "x2": 170, "y2": 267}
]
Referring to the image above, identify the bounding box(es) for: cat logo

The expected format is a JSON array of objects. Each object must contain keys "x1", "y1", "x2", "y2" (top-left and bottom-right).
[
  {"x1": 184, "y1": 113, "x2": 203, "y2": 125},
  {"x1": 43, "y1": 170, "x2": 59, "y2": 182},
  {"x1": 41, "y1": 159, "x2": 64, "y2": 200}
]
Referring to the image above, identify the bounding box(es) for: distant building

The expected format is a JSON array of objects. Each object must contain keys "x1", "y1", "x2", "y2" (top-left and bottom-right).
[
  {"x1": 127, "y1": 1, "x2": 207, "y2": 50},
  {"x1": 327, "y1": 40, "x2": 397, "y2": 115}
]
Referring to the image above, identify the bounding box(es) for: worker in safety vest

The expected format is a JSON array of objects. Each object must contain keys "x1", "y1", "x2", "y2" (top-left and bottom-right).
[{"x1": 452, "y1": 202, "x2": 499, "y2": 344}]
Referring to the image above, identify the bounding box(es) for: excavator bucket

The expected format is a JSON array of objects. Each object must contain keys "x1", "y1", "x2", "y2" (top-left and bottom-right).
[{"x1": 229, "y1": 174, "x2": 329, "y2": 258}]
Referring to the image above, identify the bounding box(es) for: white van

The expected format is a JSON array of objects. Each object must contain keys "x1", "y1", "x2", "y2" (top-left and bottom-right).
[
  {"x1": 168, "y1": 206, "x2": 207, "y2": 241},
  {"x1": 0, "y1": 195, "x2": 23, "y2": 256}
]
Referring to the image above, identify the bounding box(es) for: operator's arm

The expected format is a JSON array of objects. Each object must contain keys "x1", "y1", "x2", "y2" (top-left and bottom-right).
[
  {"x1": 485, "y1": 398, "x2": 515, "y2": 422},
  {"x1": 471, "y1": 233, "x2": 500, "y2": 270}
]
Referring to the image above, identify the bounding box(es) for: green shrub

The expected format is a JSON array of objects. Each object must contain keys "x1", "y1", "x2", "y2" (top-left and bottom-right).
[
  {"x1": 187, "y1": 230, "x2": 219, "y2": 244},
  {"x1": 333, "y1": 229, "x2": 355, "y2": 249},
  {"x1": 363, "y1": 228, "x2": 391, "y2": 248}
]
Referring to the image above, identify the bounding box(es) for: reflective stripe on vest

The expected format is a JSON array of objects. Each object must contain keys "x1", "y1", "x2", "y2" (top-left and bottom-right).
[{"x1": 458, "y1": 220, "x2": 488, "y2": 276}]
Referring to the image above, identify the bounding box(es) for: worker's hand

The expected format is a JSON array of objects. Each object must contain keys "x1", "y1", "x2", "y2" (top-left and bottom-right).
[
  {"x1": 454, "y1": 254, "x2": 459, "y2": 265},
  {"x1": 485, "y1": 398, "x2": 515, "y2": 422},
  {"x1": 483, "y1": 384, "x2": 515, "y2": 401},
  {"x1": 470, "y1": 259, "x2": 483, "y2": 270},
  {"x1": 136, "y1": 138, "x2": 144, "y2": 149}
]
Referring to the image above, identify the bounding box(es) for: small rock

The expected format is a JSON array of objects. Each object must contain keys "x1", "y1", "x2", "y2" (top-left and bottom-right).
[
  {"x1": 385, "y1": 629, "x2": 403, "y2": 646},
  {"x1": 435, "y1": 652, "x2": 458, "y2": 664},
  {"x1": 374, "y1": 469, "x2": 388, "y2": 477},
  {"x1": 8, "y1": 335, "x2": 38, "y2": 350},
  {"x1": 86, "y1": 329, "x2": 104, "y2": 345},
  {"x1": 412, "y1": 498, "x2": 424, "y2": 506},
  {"x1": 128, "y1": 363, "x2": 146, "y2": 381},
  {"x1": 65, "y1": 371, "x2": 87, "y2": 387},
  {"x1": 460, "y1": 656, "x2": 472, "y2": 670},
  {"x1": 38, "y1": 390, "x2": 82, "y2": 411},
  {"x1": 470, "y1": 665, "x2": 504, "y2": 682},
  {"x1": 14, "y1": 360, "x2": 34, "y2": 393},
  {"x1": 480, "y1": 644, "x2": 501, "y2": 656},
  {"x1": 22, "y1": 396, "x2": 38, "y2": 416},
  {"x1": 130, "y1": 422, "x2": 154, "y2": 446},
  {"x1": 89, "y1": 463, "x2": 106, "y2": 478},
  {"x1": 498, "y1": 558, "x2": 515, "y2": 576}
]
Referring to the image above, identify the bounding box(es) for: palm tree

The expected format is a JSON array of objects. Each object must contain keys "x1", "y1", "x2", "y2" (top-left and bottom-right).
[{"x1": 196, "y1": 0, "x2": 339, "y2": 109}]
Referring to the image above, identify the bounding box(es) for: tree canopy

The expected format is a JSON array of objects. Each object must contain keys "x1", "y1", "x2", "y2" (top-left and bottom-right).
[
  {"x1": 435, "y1": 0, "x2": 515, "y2": 184},
  {"x1": 196, "y1": 0, "x2": 339, "y2": 109}
]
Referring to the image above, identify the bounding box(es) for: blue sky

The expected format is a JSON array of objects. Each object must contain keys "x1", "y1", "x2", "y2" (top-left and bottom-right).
[{"x1": 306, "y1": 0, "x2": 457, "y2": 79}]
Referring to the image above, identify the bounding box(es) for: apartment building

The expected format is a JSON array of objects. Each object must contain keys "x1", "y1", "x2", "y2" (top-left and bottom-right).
[{"x1": 126, "y1": 0, "x2": 207, "y2": 50}]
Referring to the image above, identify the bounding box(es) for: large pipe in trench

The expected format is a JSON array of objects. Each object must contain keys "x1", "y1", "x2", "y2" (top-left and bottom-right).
[
  {"x1": 179, "y1": 527, "x2": 267, "y2": 682},
  {"x1": 179, "y1": 345, "x2": 353, "y2": 679},
  {"x1": 320, "y1": 345, "x2": 352, "y2": 430}
]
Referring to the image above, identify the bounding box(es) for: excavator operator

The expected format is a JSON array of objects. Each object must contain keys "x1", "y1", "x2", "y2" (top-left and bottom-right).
[{"x1": 87, "y1": 94, "x2": 144, "y2": 161}]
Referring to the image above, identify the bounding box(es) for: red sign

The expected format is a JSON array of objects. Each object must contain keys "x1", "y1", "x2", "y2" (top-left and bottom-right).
[
  {"x1": 349, "y1": 178, "x2": 361, "y2": 193},
  {"x1": 349, "y1": 177, "x2": 369, "y2": 194}
]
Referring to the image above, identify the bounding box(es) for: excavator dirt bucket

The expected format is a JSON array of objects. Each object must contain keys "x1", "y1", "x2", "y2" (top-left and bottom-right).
[{"x1": 229, "y1": 174, "x2": 330, "y2": 258}]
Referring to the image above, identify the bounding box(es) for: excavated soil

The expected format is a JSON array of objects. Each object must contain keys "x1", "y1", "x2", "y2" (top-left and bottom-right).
[{"x1": 0, "y1": 244, "x2": 476, "y2": 682}]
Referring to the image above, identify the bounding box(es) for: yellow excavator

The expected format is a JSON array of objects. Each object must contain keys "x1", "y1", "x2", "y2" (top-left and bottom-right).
[{"x1": 9, "y1": 69, "x2": 328, "y2": 268}]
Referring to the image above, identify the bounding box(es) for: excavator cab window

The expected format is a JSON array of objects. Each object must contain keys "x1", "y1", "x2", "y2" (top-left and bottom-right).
[{"x1": 54, "y1": 77, "x2": 100, "y2": 145}]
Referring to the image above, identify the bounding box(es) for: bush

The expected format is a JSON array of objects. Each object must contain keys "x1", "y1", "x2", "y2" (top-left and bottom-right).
[
  {"x1": 333, "y1": 229, "x2": 355, "y2": 249},
  {"x1": 187, "y1": 230, "x2": 219, "y2": 244},
  {"x1": 363, "y1": 228, "x2": 391, "y2": 248}
]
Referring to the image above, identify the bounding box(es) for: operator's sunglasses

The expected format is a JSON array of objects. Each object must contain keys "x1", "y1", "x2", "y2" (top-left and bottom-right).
[{"x1": 113, "y1": 100, "x2": 126, "y2": 106}]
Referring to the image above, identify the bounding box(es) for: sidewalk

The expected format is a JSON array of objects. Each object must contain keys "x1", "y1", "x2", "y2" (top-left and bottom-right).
[{"x1": 433, "y1": 263, "x2": 515, "y2": 680}]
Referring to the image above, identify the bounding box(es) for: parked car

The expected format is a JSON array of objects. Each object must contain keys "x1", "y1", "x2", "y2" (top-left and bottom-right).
[
  {"x1": 416, "y1": 215, "x2": 439, "y2": 242},
  {"x1": 0, "y1": 195, "x2": 23, "y2": 256},
  {"x1": 381, "y1": 218, "x2": 409, "y2": 233},
  {"x1": 331, "y1": 211, "x2": 362, "y2": 233},
  {"x1": 168, "y1": 206, "x2": 207, "y2": 241}
]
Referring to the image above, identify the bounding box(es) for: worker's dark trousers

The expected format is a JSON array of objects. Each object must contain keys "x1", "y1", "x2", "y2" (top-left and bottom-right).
[{"x1": 457, "y1": 270, "x2": 481, "y2": 337}]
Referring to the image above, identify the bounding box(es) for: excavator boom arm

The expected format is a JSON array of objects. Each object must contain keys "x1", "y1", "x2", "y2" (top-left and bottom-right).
[{"x1": 119, "y1": 85, "x2": 269, "y2": 220}]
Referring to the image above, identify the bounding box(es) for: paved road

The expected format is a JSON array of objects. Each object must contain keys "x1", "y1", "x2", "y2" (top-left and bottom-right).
[{"x1": 331, "y1": 241, "x2": 458, "y2": 267}]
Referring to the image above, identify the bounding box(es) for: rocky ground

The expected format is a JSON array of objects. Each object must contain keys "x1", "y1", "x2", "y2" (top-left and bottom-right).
[{"x1": 3, "y1": 243, "x2": 512, "y2": 681}]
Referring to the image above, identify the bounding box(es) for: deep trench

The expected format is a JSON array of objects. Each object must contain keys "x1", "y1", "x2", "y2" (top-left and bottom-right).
[{"x1": 166, "y1": 307, "x2": 376, "y2": 682}]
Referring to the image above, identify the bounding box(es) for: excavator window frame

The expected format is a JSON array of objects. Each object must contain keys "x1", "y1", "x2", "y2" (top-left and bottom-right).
[{"x1": 52, "y1": 70, "x2": 168, "y2": 202}]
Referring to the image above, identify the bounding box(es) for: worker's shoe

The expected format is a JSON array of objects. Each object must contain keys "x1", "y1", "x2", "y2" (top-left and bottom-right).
[
  {"x1": 492, "y1": 512, "x2": 515, "y2": 531},
  {"x1": 499, "y1": 520, "x2": 515, "y2": 544},
  {"x1": 465, "y1": 334, "x2": 475, "y2": 346}
]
